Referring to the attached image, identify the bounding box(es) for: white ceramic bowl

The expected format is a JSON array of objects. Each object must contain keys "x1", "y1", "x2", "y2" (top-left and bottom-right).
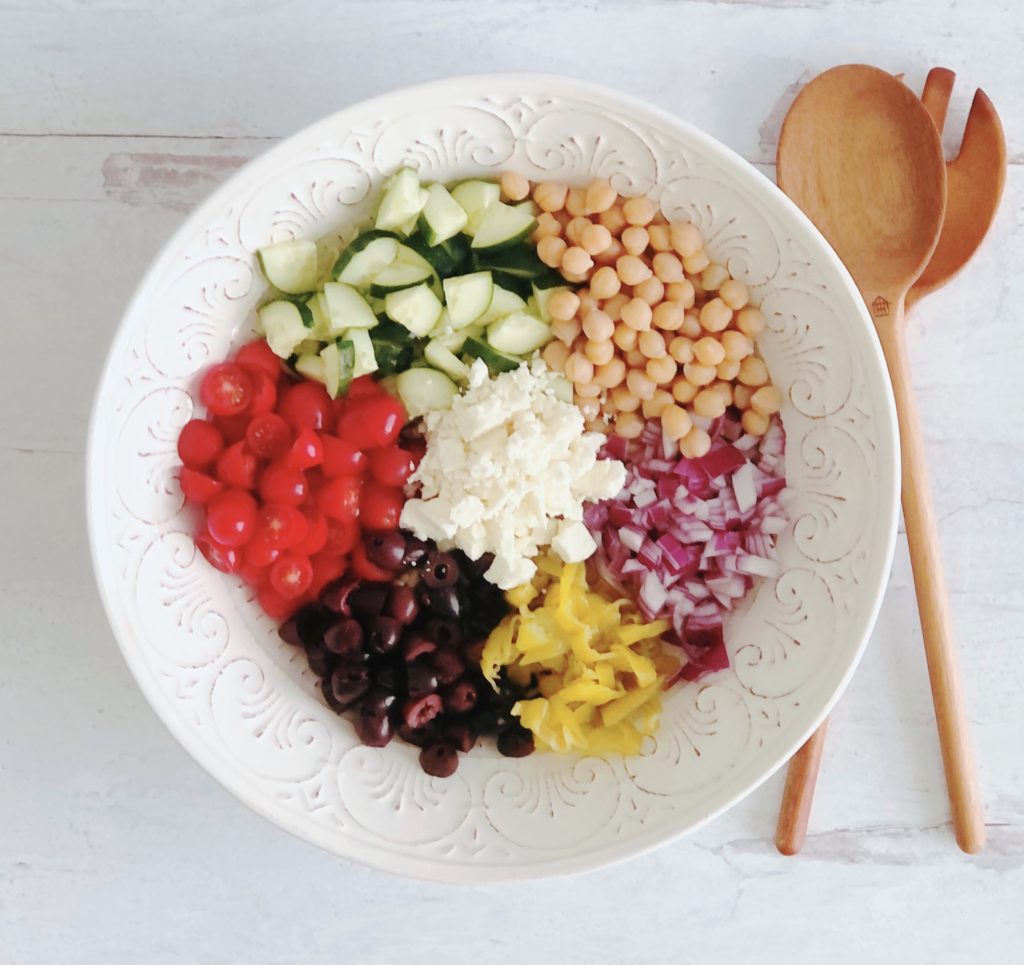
[{"x1": 87, "y1": 74, "x2": 899, "y2": 882}]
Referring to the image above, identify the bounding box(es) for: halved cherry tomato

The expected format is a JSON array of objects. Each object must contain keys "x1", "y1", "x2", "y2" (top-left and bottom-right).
[
  {"x1": 206, "y1": 489, "x2": 258, "y2": 546},
  {"x1": 235, "y1": 339, "x2": 282, "y2": 382},
  {"x1": 359, "y1": 483, "x2": 403, "y2": 532},
  {"x1": 200, "y1": 362, "x2": 252, "y2": 416},
  {"x1": 216, "y1": 442, "x2": 258, "y2": 489},
  {"x1": 285, "y1": 426, "x2": 324, "y2": 470},
  {"x1": 246, "y1": 413, "x2": 292, "y2": 459},
  {"x1": 243, "y1": 536, "x2": 282, "y2": 568},
  {"x1": 237, "y1": 561, "x2": 268, "y2": 587},
  {"x1": 293, "y1": 507, "x2": 328, "y2": 556},
  {"x1": 245, "y1": 369, "x2": 278, "y2": 416},
  {"x1": 346, "y1": 375, "x2": 381, "y2": 401},
  {"x1": 254, "y1": 504, "x2": 308, "y2": 550},
  {"x1": 351, "y1": 540, "x2": 392, "y2": 581},
  {"x1": 321, "y1": 517, "x2": 360, "y2": 556},
  {"x1": 309, "y1": 553, "x2": 348, "y2": 597},
  {"x1": 211, "y1": 412, "x2": 250, "y2": 445},
  {"x1": 278, "y1": 381, "x2": 334, "y2": 433},
  {"x1": 317, "y1": 476, "x2": 362, "y2": 522},
  {"x1": 179, "y1": 468, "x2": 223, "y2": 504},
  {"x1": 270, "y1": 553, "x2": 314, "y2": 599},
  {"x1": 258, "y1": 462, "x2": 308, "y2": 506},
  {"x1": 177, "y1": 419, "x2": 224, "y2": 470},
  {"x1": 320, "y1": 435, "x2": 368, "y2": 478},
  {"x1": 257, "y1": 582, "x2": 299, "y2": 620},
  {"x1": 195, "y1": 530, "x2": 241, "y2": 574},
  {"x1": 369, "y1": 447, "x2": 414, "y2": 488},
  {"x1": 336, "y1": 395, "x2": 406, "y2": 450}
]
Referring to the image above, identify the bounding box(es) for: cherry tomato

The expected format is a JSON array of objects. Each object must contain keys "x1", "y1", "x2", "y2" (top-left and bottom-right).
[
  {"x1": 321, "y1": 517, "x2": 360, "y2": 556},
  {"x1": 246, "y1": 413, "x2": 292, "y2": 459},
  {"x1": 293, "y1": 507, "x2": 328, "y2": 556},
  {"x1": 179, "y1": 468, "x2": 223, "y2": 504},
  {"x1": 243, "y1": 537, "x2": 282, "y2": 568},
  {"x1": 258, "y1": 462, "x2": 308, "y2": 506},
  {"x1": 211, "y1": 412, "x2": 250, "y2": 445},
  {"x1": 216, "y1": 441, "x2": 258, "y2": 490},
  {"x1": 177, "y1": 418, "x2": 224, "y2": 470},
  {"x1": 257, "y1": 582, "x2": 299, "y2": 620},
  {"x1": 206, "y1": 489, "x2": 258, "y2": 546},
  {"x1": 195, "y1": 530, "x2": 241, "y2": 574},
  {"x1": 270, "y1": 553, "x2": 314, "y2": 599},
  {"x1": 200, "y1": 362, "x2": 252, "y2": 416},
  {"x1": 337, "y1": 395, "x2": 406, "y2": 450},
  {"x1": 320, "y1": 435, "x2": 368, "y2": 478},
  {"x1": 237, "y1": 562, "x2": 268, "y2": 587},
  {"x1": 245, "y1": 369, "x2": 278, "y2": 416},
  {"x1": 235, "y1": 339, "x2": 282, "y2": 381},
  {"x1": 285, "y1": 426, "x2": 324, "y2": 470},
  {"x1": 352, "y1": 540, "x2": 392, "y2": 581},
  {"x1": 255, "y1": 504, "x2": 309, "y2": 550},
  {"x1": 317, "y1": 476, "x2": 362, "y2": 522},
  {"x1": 346, "y1": 375, "x2": 381, "y2": 401},
  {"x1": 278, "y1": 381, "x2": 334, "y2": 433},
  {"x1": 309, "y1": 553, "x2": 348, "y2": 598},
  {"x1": 369, "y1": 447, "x2": 415, "y2": 488},
  {"x1": 359, "y1": 483, "x2": 404, "y2": 532}
]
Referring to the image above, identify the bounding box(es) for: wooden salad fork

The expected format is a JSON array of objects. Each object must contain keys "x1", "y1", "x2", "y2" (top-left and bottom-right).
[{"x1": 775, "y1": 67, "x2": 1006, "y2": 856}]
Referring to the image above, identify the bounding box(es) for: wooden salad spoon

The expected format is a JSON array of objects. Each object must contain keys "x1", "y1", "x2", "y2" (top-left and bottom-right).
[{"x1": 775, "y1": 64, "x2": 988, "y2": 855}]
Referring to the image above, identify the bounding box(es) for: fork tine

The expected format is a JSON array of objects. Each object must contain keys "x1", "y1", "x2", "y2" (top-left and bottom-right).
[
  {"x1": 921, "y1": 67, "x2": 956, "y2": 132},
  {"x1": 954, "y1": 87, "x2": 1007, "y2": 170}
]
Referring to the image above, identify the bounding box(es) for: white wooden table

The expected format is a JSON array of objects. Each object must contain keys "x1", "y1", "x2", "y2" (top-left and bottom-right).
[{"x1": 3, "y1": 2, "x2": 1022, "y2": 962}]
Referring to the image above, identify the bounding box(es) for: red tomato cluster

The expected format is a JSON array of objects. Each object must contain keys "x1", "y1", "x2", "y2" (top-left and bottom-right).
[{"x1": 177, "y1": 339, "x2": 417, "y2": 620}]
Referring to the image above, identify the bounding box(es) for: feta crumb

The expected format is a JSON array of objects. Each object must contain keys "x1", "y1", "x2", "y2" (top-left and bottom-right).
[{"x1": 552, "y1": 520, "x2": 598, "y2": 563}]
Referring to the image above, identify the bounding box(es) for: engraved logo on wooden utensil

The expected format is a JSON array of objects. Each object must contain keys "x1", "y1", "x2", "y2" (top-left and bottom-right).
[{"x1": 870, "y1": 296, "x2": 890, "y2": 317}]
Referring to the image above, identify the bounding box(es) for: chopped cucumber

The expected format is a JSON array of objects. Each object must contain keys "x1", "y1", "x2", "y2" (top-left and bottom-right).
[
  {"x1": 471, "y1": 202, "x2": 537, "y2": 252},
  {"x1": 293, "y1": 338, "x2": 323, "y2": 357},
  {"x1": 259, "y1": 300, "x2": 311, "y2": 358},
  {"x1": 295, "y1": 352, "x2": 326, "y2": 383},
  {"x1": 405, "y1": 231, "x2": 470, "y2": 277},
  {"x1": 424, "y1": 339, "x2": 471, "y2": 382},
  {"x1": 551, "y1": 376, "x2": 575, "y2": 404},
  {"x1": 463, "y1": 337, "x2": 521, "y2": 374},
  {"x1": 369, "y1": 261, "x2": 434, "y2": 297},
  {"x1": 319, "y1": 339, "x2": 355, "y2": 399},
  {"x1": 532, "y1": 284, "x2": 573, "y2": 323},
  {"x1": 370, "y1": 320, "x2": 419, "y2": 375},
  {"x1": 323, "y1": 282, "x2": 378, "y2": 332},
  {"x1": 348, "y1": 328, "x2": 378, "y2": 377},
  {"x1": 384, "y1": 283, "x2": 443, "y2": 336},
  {"x1": 417, "y1": 182, "x2": 469, "y2": 245},
  {"x1": 472, "y1": 244, "x2": 564, "y2": 287},
  {"x1": 375, "y1": 167, "x2": 428, "y2": 235},
  {"x1": 451, "y1": 179, "x2": 501, "y2": 235},
  {"x1": 488, "y1": 270, "x2": 532, "y2": 300},
  {"x1": 486, "y1": 311, "x2": 551, "y2": 355},
  {"x1": 479, "y1": 286, "x2": 527, "y2": 325},
  {"x1": 333, "y1": 232, "x2": 399, "y2": 286},
  {"x1": 442, "y1": 271, "x2": 494, "y2": 329},
  {"x1": 396, "y1": 368, "x2": 459, "y2": 417},
  {"x1": 431, "y1": 325, "x2": 482, "y2": 353},
  {"x1": 256, "y1": 239, "x2": 318, "y2": 294},
  {"x1": 306, "y1": 292, "x2": 331, "y2": 339}
]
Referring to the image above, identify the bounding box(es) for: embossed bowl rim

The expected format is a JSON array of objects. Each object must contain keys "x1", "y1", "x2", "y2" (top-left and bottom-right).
[{"x1": 86, "y1": 74, "x2": 899, "y2": 881}]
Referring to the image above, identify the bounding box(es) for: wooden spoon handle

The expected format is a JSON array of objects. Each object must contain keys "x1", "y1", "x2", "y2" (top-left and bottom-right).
[
  {"x1": 775, "y1": 719, "x2": 829, "y2": 855},
  {"x1": 875, "y1": 302, "x2": 985, "y2": 853}
]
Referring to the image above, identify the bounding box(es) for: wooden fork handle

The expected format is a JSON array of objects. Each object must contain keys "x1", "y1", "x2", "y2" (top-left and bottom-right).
[
  {"x1": 776, "y1": 719, "x2": 829, "y2": 855},
  {"x1": 874, "y1": 301, "x2": 985, "y2": 853}
]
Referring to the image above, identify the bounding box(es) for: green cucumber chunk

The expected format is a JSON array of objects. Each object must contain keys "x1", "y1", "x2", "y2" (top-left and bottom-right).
[
  {"x1": 257, "y1": 239, "x2": 318, "y2": 294},
  {"x1": 417, "y1": 182, "x2": 469, "y2": 245},
  {"x1": 462, "y1": 337, "x2": 521, "y2": 374}
]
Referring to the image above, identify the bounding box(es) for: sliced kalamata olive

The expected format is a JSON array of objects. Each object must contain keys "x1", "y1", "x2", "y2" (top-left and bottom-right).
[
  {"x1": 367, "y1": 616, "x2": 401, "y2": 656},
  {"x1": 278, "y1": 613, "x2": 303, "y2": 648},
  {"x1": 401, "y1": 536, "x2": 430, "y2": 568},
  {"x1": 320, "y1": 577, "x2": 358, "y2": 615},
  {"x1": 355, "y1": 708, "x2": 394, "y2": 748},
  {"x1": 419, "y1": 741, "x2": 458, "y2": 778},
  {"x1": 323, "y1": 617, "x2": 363, "y2": 656},
  {"x1": 497, "y1": 726, "x2": 535, "y2": 758},
  {"x1": 442, "y1": 719, "x2": 477, "y2": 754},
  {"x1": 402, "y1": 634, "x2": 436, "y2": 662},
  {"x1": 431, "y1": 649, "x2": 464, "y2": 685},
  {"x1": 402, "y1": 693, "x2": 443, "y2": 729},
  {"x1": 304, "y1": 644, "x2": 334, "y2": 679},
  {"x1": 461, "y1": 639, "x2": 486, "y2": 667},
  {"x1": 364, "y1": 531, "x2": 407, "y2": 571},
  {"x1": 327, "y1": 662, "x2": 369, "y2": 710},
  {"x1": 406, "y1": 660, "x2": 439, "y2": 698},
  {"x1": 423, "y1": 585, "x2": 461, "y2": 619},
  {"x1": 422, "y1": 551, "x2": 459, "y2": 589},
  {"x1": 471, "y1": 706, "x2": 512, "y2": 735},
  {"x1": 349, "y1": 583, "x2": 389, "y2": 619},
  {"x1": 425, "y1": 618, "x2": 461, "y2": 649},
  {"x1": 462, "y1": 552, "x2": 494, "y2": 579},
  {"x1": 386, "y1": 584, "x2": 419, "y2": 625},
  {"x1": 371, "y1": 660, "x2": 404, "y2": 695},
  {"x1": 397, "y1": 722, "x2": 437, "y2": 747},
  {"x1": 442, "y1": 679, "x2": 478, "y2": 714}
]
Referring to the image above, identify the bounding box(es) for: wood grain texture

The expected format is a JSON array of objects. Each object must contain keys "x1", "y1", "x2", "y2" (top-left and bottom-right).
[
  {"x1": 776, "y1": 719, "x2": 830, "y2": 855},
  {"x1": 1, "y1": 1, "x2": 1023, "y2": 962}
]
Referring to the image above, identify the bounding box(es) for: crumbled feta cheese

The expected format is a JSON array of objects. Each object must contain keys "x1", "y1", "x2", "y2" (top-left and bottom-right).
[{"x1": 400, "y1": 359, "x2": 626, "y2": 588}]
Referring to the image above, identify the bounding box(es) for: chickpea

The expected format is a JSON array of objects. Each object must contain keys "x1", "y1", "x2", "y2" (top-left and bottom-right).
[
  {"x1": 578, "y1": 291, "x2": 598, "y2": 316},
  {"x1": 638, "y1": 329, "x2": 667, "y2": 359},
  {"x1": 584, "y1": 179, "x2": 617, "y2": 215},
  {"x1": 595, "y1": 357, "x2": 627, "y2": 388},
  {"x1": 616, "y1": 255, "x2": 653, "y2": 286},
  {"x1": 750, "y1": 384, "x2": 783, "y2": 415},
  {"x1": 554, "y1": 209, "x2": 571, "y2": 228},
  {"x1": 603, "y1": 292, "x2": 630, "y2": 322},
  {"x1": 692, "y1": 387, "x2": 727, "y2": 419},
  {"x1": 599, "y1": 205, "x2": 628, "y2": 236},
  {"x1": 542, "y1": 339, "x2": 571, "y2": 372},
  {"x1": 565, "y1": 186, "x2": 587, "y2": 217},
  {"x1": 551, "y1": 315, "x2": 581, "y2": 344},
  {"x1": 738, "y1": 355, "x2": 769, "y2": 387},
  {"x1": 652, "y1": 251, "x2": 685, "y2": 284},
  {"x1": 584, "y1": 338, "x2": 615, "y2": 366},
  {"x1": 665, "y1": 278, "x2": 696, "y2": 308},
  {"x1": 678, "y1": 425, "x2": 712, "y2": 459},
  {"x1": 623, "y1": 195, "x2": 659, "y2": 226},
  {"x1": 736, "y1": 306, "x2": 766, "y2": 336},
  {"x1": 719, "y1": 278, "x2": 749, "y2": 310},
  {"x1": 614, "y1": 411, "x2": 645, "y2": 439},
  {"x1": 721, "y1": 330, "x2": 753, "y2": 361},
  {"x1": 547, "y1": 289, "x2": 580, "y2": 321},
  {"x1": 594, "y1": 238, "x2": 624, "y2": 267},
  {"x1": 672, "y1": 378, "x2": 699, "y2": 404},
  {"x1": 624, "y1": 348, "x2": 645, "y2": 368},
  {"x1": 563, "y1": 216, "x2": 589, "y2": 247},
  {"x1": 642, "y1": 388, "x2": 674, "y2": 419},
  {"x1": 701, "y1": 262, "x2": 730, "y2": 292},
  {"x1": 578, "y1": 399, "x2": 602, "y2": 422},
  {"x1": 689, "y1": 275, "x2": 705, "y2": 300},
  {"x1": 562, "y1": 246, "x2": 594, "y2": 276},
  {"x1": 716, "y1": 358, "x2": 741, "y2": 381},
  {"x1": 683, "y1": 248, "x2": 711, "y2": 274},
  {"x1": 561, "y1": 269, "x2": 589, "y2": 285},
  {"x1": 626, "y1": 368, "x2": 656, "y2": 400},
  {"x1": 646, "y1": 355, "x2": 677, "y2": 385},
  {"x1": 711, "y1": 379, "x2": 734, "y2": 405},
  {"x1": 621, "y1": 226, "x2": 650, "y2": 256},
  {"x1": 534, "y1": 181, "x2": 568, "y2": 212},
  {"x1": 652, "y1": 300, "x2": 685, "y2": 332},
  {"x1": 680, "y1": 311, "x2": 703, "y2": 338},
  {"x1": 589, "y1": 266, "x2": 621, "y2": 300},
  {"x1": 500, "y1": 171, "x2": 530, "y2": 201},
  {"x1": 563, "y1": 351, "x2": 595, "y2": 384},
  {"x1": 683, "y1": 361, "x2": 716, "y2": 386},
  {"x1": 661, "y1": 404, "x2": 693, "y2": 441},
  {"x1": 532, "y1": 212, "x2": 562, "y2": 241},
  {"x1": 582, "y1": 309, "x2": 614, "y2": 341},
  {"x1": 632, "y1": 276, "x2": 664, "y2": 306},
  {"x1": 580, "y1": 222, "x2": 613, "y2": 256},
  {"x1": 733, "y1": 384, "x2": 753, "y2": 409},
  {"x1": 670, "y1": 222, "x2": 703, "y2": 258},
  {"x1": 612, "y1": 323, "x2": 638, "y2": 351},
  {"x1": 699, "y1": 297, "x2": 732, "y2": 333},
  {"x1": 611, "y1": 385, "x2": 641, "y2": 412},
  {"x1": 668, "y1": 336, "x2": 694, "y2": 364},
  {"x1": 621, "y1": 297, "x2": 653, "y2": 332},
  {"x1": 742, "y1": 409, "x2": 769, "y2": 436},
  {"x1": 537, "y1": 236, "x2": 568, "y2": 268},
  {"x1": 693, "y1": 336, "x2": 726, "y2": 366},
  {"x1": 574, "y1": 380, "x2": 602, "y2": 399}
]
